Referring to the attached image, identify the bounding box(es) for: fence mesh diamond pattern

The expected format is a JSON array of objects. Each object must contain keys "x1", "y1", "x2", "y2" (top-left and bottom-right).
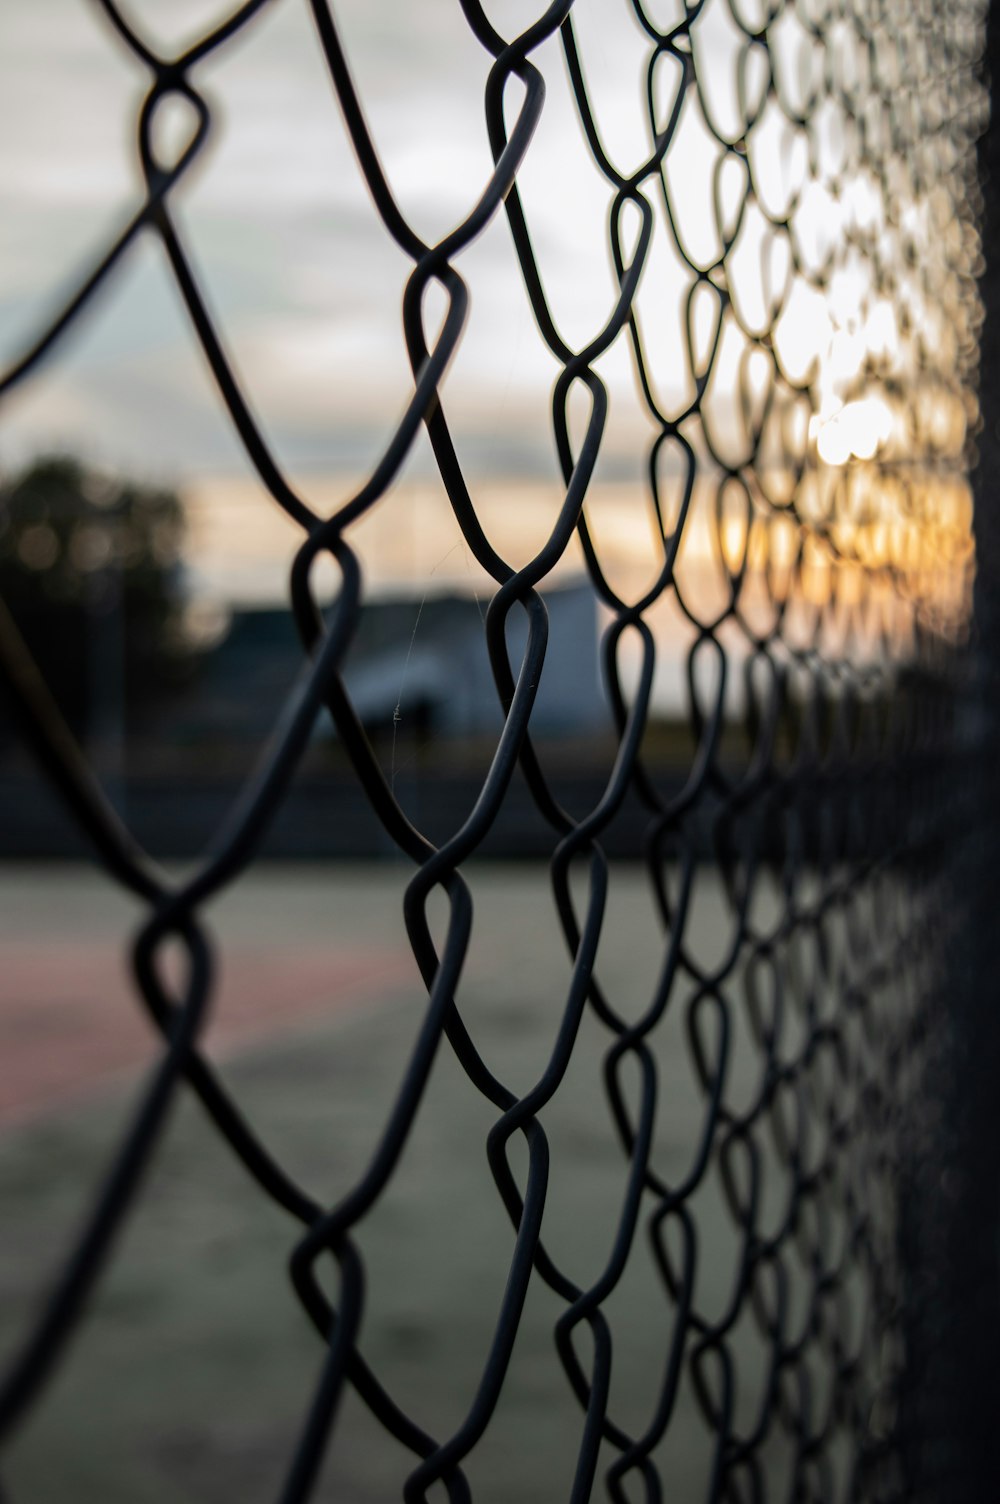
[{"x1": 0, "y1": 1, "x2": 989, "y2": 1501}]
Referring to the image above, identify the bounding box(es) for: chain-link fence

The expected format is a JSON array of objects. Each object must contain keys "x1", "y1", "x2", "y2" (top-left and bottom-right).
[{"x1": 0, "y1": 1, "x2": 992, "y2": 1500}]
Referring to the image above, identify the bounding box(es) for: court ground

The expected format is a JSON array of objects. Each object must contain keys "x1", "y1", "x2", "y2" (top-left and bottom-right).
[{"x1": 1, "y1": 863, "x2": 810, "y2": 1502}]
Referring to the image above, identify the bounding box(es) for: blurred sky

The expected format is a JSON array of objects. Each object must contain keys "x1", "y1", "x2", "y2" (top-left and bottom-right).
[
  {"x1": 0, "y1": 0, "x2": 709, "y2": 487},
  {"x1": 0, "y1": 0, "x2": 855, "y2": 712}
]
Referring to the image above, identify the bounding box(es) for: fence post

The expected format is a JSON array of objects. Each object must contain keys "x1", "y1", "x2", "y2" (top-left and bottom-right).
[{"x1": 899, "y1": 6, "x2": 1000, "y2": 1496}]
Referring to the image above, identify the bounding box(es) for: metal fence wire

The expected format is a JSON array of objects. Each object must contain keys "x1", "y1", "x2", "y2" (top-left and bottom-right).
[{"x1": 0, "y1": 1, "x2": 990, "y2": 1501}]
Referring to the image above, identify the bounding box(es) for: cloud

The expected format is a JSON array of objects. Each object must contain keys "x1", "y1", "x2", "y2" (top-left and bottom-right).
[{"x1": 0, "y1": 0, "x2": 703, "y2": 483}]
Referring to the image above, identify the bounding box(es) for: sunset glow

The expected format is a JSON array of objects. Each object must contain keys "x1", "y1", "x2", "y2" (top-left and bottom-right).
[{"x1": 0, "y1": 0, "x2": 981, "y2": 700}]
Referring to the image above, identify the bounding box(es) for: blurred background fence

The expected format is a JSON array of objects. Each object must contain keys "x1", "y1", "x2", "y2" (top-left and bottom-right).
[{"x1": 0, "y1": 1, "x2": 997, "y2": 1500}]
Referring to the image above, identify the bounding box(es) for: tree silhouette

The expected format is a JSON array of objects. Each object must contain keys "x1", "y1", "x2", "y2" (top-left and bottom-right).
[{"x1": 0, "y1": 455, "x2": 196, "y2": 739}]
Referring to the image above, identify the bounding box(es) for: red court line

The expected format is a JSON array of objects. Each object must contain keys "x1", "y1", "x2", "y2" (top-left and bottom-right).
[{"x1": 0, "y1": 941, "x2": 413, "y2": 1128}]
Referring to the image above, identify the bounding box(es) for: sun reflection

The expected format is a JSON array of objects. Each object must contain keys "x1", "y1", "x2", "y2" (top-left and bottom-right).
[{"x1": 813, "y1": 396, "x2": 894, "y2": 465}]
